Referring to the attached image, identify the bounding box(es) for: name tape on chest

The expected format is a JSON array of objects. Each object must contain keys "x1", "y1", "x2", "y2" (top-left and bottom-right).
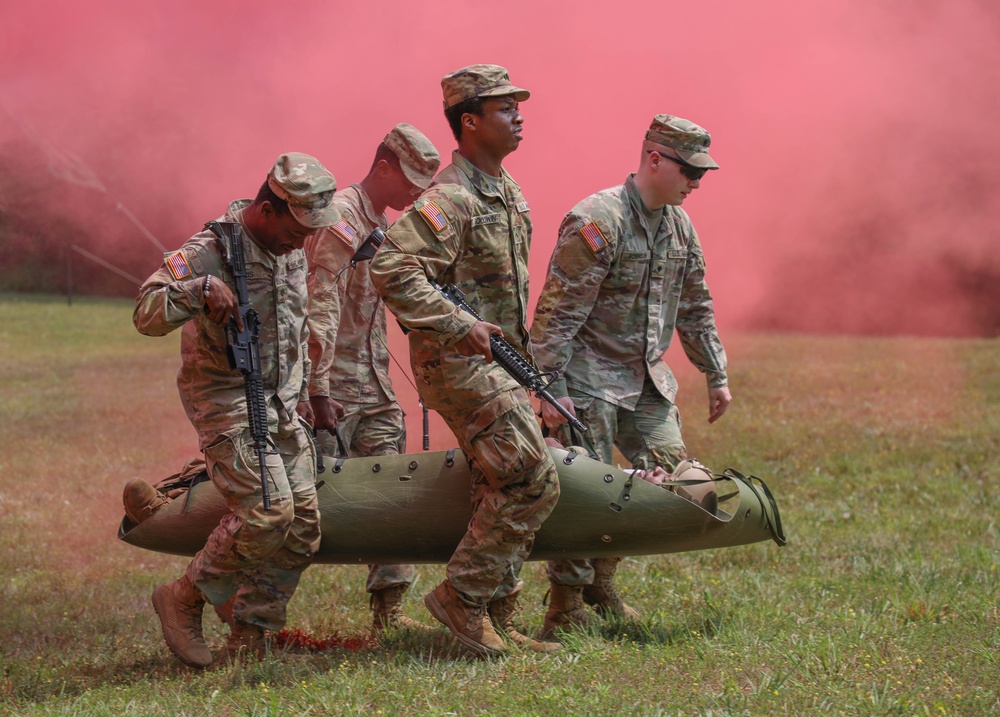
[
  {"x1": 473, "y1": 213, "x2": 501, "y2": 227},
  {"x1": 165, "y1": 250, "x2": 192, "y2": 281},
  {"x1": 515, "y1": 201, "x2": 530, "y2": 213},
  {"x1": 330, "y1": 219, "x2": 358, "y2": 246},
  {"x1": 668, "y1": 249, "x2": 688, "y2": 260},
  {"x1": 579, "y1": 221, "x2": 609, "y2": 254},
  {"x1": 418, "y1": 201, "x2": 449, "y2": 232},
  {"x1": 622, "y1": 251, "x2": 650, "y2": 261}
]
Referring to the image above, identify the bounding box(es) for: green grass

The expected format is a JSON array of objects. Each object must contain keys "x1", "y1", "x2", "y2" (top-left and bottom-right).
[{"x1": 0, "y1": 295, "x2": 997, "y2": 716}]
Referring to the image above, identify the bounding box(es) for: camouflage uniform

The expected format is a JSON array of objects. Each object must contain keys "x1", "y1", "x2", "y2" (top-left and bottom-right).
[
  {"x1": 134, "y1": 199, "x2": 321, "y2": 631},
  {"x1": 370, "y1": 150, "x2": 560, "y2": 605},
  {"x1": 305, "y1": 183, "x2": 410, "y2": 592},
  {"x1": 532, "y1": 161, "x2": 727, "y2": 587}
]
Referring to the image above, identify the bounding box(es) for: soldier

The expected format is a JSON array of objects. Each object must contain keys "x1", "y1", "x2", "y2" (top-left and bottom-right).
[
  {"x1": 530, "y1": 115, "x2": 733, "y2": 636},
  {"x1": 369, "y1": 65, "x2": 561, "y2": 655},
  {"x1": 304, "y1": 123, "x2": 441, "y2": 633},
  {"x1": 133, "y1": 153, "x2": 341, "y2": 667}
]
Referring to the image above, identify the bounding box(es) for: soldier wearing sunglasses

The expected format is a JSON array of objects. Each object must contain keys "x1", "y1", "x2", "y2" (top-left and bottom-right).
[{"x1": 530, "y1": 114, "x2": 732, "y2": 637}]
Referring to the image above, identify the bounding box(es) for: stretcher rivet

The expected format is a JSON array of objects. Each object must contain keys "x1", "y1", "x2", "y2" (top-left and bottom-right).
[
  {"x1": 373, "y1": 464, "x2": 382, "y2": 473},
  {"x1": 601, "y1": 534, "x2": 612, "y2": 543},
  {"x1": 603, "y1": 474, "x2": 614, "y2": 483},
  {"x1": 409, "y1": 461, "x2": 419, "y2": 470}
]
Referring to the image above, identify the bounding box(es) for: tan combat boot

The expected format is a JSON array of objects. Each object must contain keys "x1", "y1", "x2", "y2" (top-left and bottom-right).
[
  {"x1": 123, "y1": 478, "x2": 169, "y2": 524},
  {"x1": 151, "y1": 575, "x2": 213, "y2": 668},
  {"x1": 214, "y1": 595, "x2": 236, "y2": 631},
  {"x1": 225, "y1": 622, "x2": 266, "y2": 663},
  {"x1": 424, "y1": 580, "x2": 506, "y2": 656},
  {"x1": 540, "y1": 583, "x2": 592, "y2": 639},
  {"x1": 582, "y1": 557, "x2": 641, "y2": 620},
  {"x1": 488, "y1": 589, "x2": 562, "y2": 653},
  {"x1": 370, "y1": 584, "x2": 433, "y2": 633}
]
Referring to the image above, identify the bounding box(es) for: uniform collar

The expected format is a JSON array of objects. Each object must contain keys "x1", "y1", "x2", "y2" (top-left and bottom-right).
[{"x1": 451, "y1": 150, "x2": 506, "y2": 201}]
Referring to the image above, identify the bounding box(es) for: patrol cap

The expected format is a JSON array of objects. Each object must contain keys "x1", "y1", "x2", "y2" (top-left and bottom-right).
[
  {"x1": 267, "y1": 153, "x2": 339, "y2": 228},
  {"x1": 383, "y1": 123, "x2": 441, "y2": 190},
  {"x1": 441, "y1": 64, "x2": 530, "y2": 110},
  {"x1": 646, "y1": 115, "x2": 719, "y2": 170}
]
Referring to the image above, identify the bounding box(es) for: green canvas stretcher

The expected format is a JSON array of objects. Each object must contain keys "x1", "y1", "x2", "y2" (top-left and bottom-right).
[{"x1": 118, "y1": 447, "x2": 786, "y2": 562}]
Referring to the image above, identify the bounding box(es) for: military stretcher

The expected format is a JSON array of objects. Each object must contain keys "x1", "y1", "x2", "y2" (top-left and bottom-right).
[{"x1": 118, "y1": 447, "x2": 785, "y2": 562}]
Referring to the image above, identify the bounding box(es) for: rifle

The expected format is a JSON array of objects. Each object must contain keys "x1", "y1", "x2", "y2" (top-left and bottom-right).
[
  {"x1": 434, "y1": 282, "x2": 588, "y2": 435},
  {"x1": 205, "y1": 220, "x2": 274, "y2": 510}
]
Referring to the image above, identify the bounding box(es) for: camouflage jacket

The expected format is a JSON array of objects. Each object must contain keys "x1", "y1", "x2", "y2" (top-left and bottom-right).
[
  {"x1": 531, "y1": 174, "x2": 727, "y2": 409},
  {"x1": 133, "y1": 200, "x2": 311, "y2": 448},
  {"x1": 369, "y1": 151, "x2": 532, "y2": 411},
  {"x1": 304, "y1": 184, "x2": 394, "y2": 404}
]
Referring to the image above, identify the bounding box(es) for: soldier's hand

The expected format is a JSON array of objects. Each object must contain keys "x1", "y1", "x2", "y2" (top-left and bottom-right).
[
  {"x1": 310, "y1": 395, "x2": 345, "y2": 434},
  {"x1": 708, "y1": 386, "x2": 732, "y2": 423},
  {"x1": 203, "y1": 276, "x2": 243, "y2": 330},
  {"x1": 455, "y1": 320, "x2": 502, "y2": 362},
  {"x1": 296, "y1": 400, "x2": 315, "y2": 427},
  {"x1": 635, "y1": 465, "x2": 671, "y2": 485},
  {"x1": 541, "y1": 396, "x2": 576, "y2": 430}
]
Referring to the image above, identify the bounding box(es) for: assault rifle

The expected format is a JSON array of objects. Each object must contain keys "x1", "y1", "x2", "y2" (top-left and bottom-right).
[
  {"x1": 434, "y1": 282, "x2": 588, "y2": 435},
  {"x1": 206, "y1": 221, "x2": 274, "y2": 510}
]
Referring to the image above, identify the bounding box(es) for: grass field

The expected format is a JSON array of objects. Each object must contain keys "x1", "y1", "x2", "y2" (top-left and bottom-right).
[{"x1": 0, "y1": 295, "x2": 996, "y2": 716}]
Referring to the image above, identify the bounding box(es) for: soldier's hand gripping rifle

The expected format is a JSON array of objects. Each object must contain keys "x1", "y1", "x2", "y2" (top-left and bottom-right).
[
  {"x1": 435, "y1": 282, "x2": 588, "y2": 435},
  {"x1": 205, "y1": 220, "x2": 274, "y2": 510}
]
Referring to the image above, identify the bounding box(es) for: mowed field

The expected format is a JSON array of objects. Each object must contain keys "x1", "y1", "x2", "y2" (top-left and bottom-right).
[{"x1": 0, "y1": 294, "x2": 996, "y2": 717}]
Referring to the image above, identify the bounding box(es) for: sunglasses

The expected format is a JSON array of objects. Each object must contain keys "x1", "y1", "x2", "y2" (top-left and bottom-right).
[{"x1": 647, "y1": 150, "x2": 707, "y2": 181}]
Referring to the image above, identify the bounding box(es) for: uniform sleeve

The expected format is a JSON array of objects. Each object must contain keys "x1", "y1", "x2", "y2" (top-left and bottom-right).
[
  {"x1": 529, "y1": 211, "x2": 614, "y2": 398},
  {"x1": 305, "y1": 263, "x2": 343, "y2": 397},
  {"x1": 674, "y1": 219, "x2": 728, "y2": 387},
  {"x1": 133, "y1": 242, "x2": 213, "y2": 337},
  {"x1": 369, "y1": 191, "x2": 477, "y2": 345}
]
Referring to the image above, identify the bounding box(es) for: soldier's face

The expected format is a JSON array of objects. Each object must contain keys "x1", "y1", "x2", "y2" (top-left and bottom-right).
[
  {"x1": 259, "y1": 203, "x2": 315, "y2": 255},
  {"x1": 385, "y1": 167, "x2": 424, "y2": 211},
  {"x1": 472, "y1": 96, "x2": 524, "y2": 155},
  {"x1": 650, "y1": 149, "x2": 702, "y2": 206}
]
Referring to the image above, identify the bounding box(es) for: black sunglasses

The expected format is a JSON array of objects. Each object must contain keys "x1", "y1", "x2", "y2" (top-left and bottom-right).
[{"x1": 647, "y1": 150, "x2": 707, "y2": 181}]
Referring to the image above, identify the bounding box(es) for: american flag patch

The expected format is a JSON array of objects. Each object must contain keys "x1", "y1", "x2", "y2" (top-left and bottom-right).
[
  {"x1": 418, "y1": 201, "x2": 448, "y2": 232},
  {"x1": 329, "y1": 219, "x2": 357, "y2": 246},
  {"x1": 579, "y1": 222, "x2": 608, "y2": 253},
  {"x1": 165, "y1": 250, "x2": 192, "y2": 280}
]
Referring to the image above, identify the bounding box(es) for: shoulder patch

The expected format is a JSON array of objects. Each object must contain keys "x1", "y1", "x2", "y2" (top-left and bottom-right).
[
  {"x1": 515, "y1": 201, "x2": 530, "y2": 213},
  {"x1": 418, "y1": 201, "x2": 449, "y2": 232},
  {"x1": 165, "y1": 250, "x2": 192, "y2": 281},
  {"x1": 329, "y1": 219, "x2": 358, "y2": 246},
  {"x1": 579, "y1": 222, "x2": 609, "y2": 254}
]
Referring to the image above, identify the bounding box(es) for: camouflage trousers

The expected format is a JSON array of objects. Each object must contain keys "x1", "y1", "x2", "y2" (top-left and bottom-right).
[
  {"x1": 548, "y1": 379, "x2": 686, "y2": 586},
  {"x1": 315, "y1": 397, "x2": 406, "y2": 459},
  {"x1": 185, "y1": 419, "x2": 321, "y2": 631},
  {"x1": 314, "y1": 398, "x2": 414, "y2": 593},
  {"x1": 438, "y1": 387, "x2": 560, "y2": 605}
]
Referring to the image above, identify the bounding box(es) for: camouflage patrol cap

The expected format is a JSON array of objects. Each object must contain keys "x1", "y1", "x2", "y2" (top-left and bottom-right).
[
  {"x1": 441, "y1": 64, "x2": 530, "y2": 110},
  {"x1": 383, "y1": 123, "x2": 441, "y2": 190},
  {"x1": 267, "y1": 153, "x2": 339, "y2": 228},
  {"x1": 646, "y1": 115, "x2": 719, "y2": 170}
]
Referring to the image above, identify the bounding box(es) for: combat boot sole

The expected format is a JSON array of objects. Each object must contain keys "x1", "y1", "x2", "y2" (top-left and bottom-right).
[
  {"x1": 151, "y1": 583, "x2": 212, "y2": 669},
  {"x1": 424, "y1": 589, "x2": 506, "y2": 657}
]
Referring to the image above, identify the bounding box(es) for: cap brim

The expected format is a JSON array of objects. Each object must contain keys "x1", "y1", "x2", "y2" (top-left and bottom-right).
[
  {"x1": 400, "y1": 162, "x2": 434, "y2": 190},
  {"x1": 675, "y1": 150, "x2": 719, "y2": 170},
  {"x1": 480, "y1": 86, "x2": 530, "y2": 102},
  {"x1": 289, "y1": 204, "x2": 341, "y2": 230}
]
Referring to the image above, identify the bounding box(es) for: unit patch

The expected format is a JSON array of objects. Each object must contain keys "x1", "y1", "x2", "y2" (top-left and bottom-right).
[
  {"x1": 165, "y1": 250, "x2": 192, "y2": 281},
  {"x1": 329, "y1": 219, "x2": 358, "y2": 245},
  {"x1": 418, "y1": 201, "x2": 449, "y2": 232},
  {"x1": 579, "y1": 222, "x2": 609, "y2": 253},
  {"x1": 473, "y1": 213, "x2": 500, "y2": 227},
  {"x1": 515, "y1": 201, "x2": 530, "y2": 213}
]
